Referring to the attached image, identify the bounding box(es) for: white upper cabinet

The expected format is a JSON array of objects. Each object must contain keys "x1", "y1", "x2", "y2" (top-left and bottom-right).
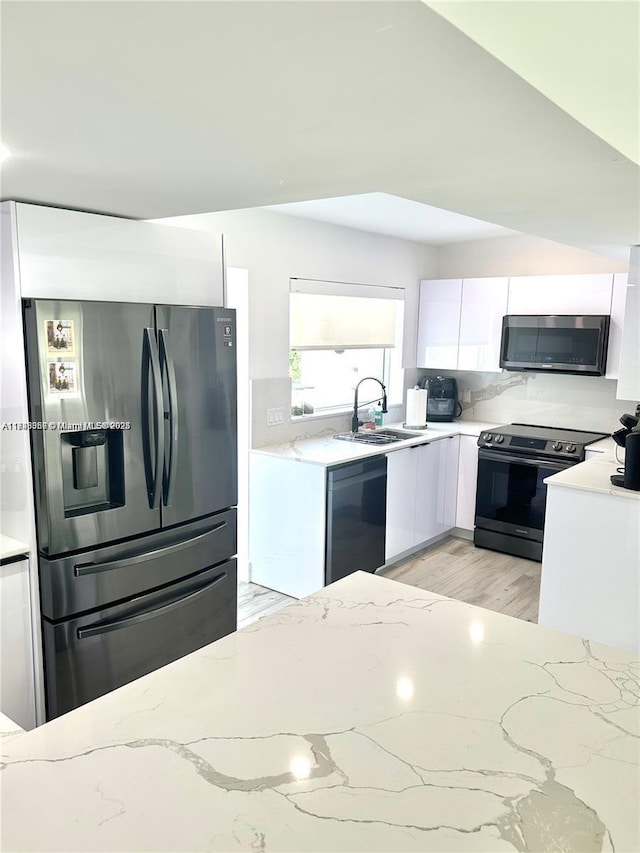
[
  {"x1": 416, "y1": 279, "x2": 462, "y2": 369},
  {"x1": 417, "y1": 277, "x2": 507, "y2": 372},
  {"x1": 14, "y1": 203, "x2": 224, "y2": 306},
  {"x1": 458, "y1": 278, "x2": 509, "y2": 372},
  {"x1": 506, "y1": 274, "x2": 613, "y2": 315},
  {"x1": 605, "y1": 273, "x2": 628, "y2": 380},
  {"x1": 617, "y1": 282, "x2": 640, "y2": 401}
]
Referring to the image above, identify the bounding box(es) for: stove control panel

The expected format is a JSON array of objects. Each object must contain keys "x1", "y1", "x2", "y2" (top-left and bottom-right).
[{"x1": 478, "y1": 432, "x2": 586, "y2": 461}]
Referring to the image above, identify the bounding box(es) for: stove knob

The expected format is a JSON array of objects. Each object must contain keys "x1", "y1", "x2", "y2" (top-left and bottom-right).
[
  {"x1": 483, "y1": 433, "x2": 493, "y2": 441},
  {"x1": 494, "y1": 434, "x2": 504, "y2": 443},
  {"x1": 552, "y1": 442, "x2": 563, "y2": 451},
  {"x1": 565, "y1": 443, "x2": 577, "y2": 453}
]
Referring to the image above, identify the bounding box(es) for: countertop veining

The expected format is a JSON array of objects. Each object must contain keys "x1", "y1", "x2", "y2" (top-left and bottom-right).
[
  {"x1": 251, "y1": 420, "x2": 499, "y2": 466},
  {"x1": 1, "y1": 571, "x2": 638, "y2": 852}
]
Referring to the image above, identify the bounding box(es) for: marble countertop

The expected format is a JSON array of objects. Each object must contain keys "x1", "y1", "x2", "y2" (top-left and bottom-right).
[
  {"x1": 0, "y1": 533, "x2": 30, "y2": 562},
  {"x1": 251, "y1": 420, "x2": 499, "y2": 466},
  {"x1": 1, "y1": 571, "x2": 638, "y2": 852},
  {"x1": 545, "y1": 445, "x2": 640, "y2": 501}
]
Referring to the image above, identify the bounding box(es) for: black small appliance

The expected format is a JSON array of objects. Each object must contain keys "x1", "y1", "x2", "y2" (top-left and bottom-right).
[
  {"x1": 419, "y1": 376, "x2": 461, "y2": 422},
  {"x1": 611, "y1": 409, "x2": 640, "y2": 492}
]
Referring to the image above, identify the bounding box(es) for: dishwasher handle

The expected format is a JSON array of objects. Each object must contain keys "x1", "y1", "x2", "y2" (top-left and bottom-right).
[{"x1": 328, "y1": 469, "x2": 386, "y2": 490}]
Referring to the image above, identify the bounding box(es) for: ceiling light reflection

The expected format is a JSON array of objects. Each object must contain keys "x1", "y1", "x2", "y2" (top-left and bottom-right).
[
  {"x1": 290, "y1": 755, "x2": 311, "y2": 780},
  {"x1": 0, "y1": 145, "x2": 11, "y2": 163},
  {"x1": 396, "y1": 676, "x2": 414, "y2": 701},
  {"x1": 469, "y1": 621, "x2": 485, "y2": 645}
]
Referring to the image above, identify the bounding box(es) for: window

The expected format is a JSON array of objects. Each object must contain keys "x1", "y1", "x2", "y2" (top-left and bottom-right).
[{"x1": 289, "y1": 279, "x2": 404, "y2": 417}]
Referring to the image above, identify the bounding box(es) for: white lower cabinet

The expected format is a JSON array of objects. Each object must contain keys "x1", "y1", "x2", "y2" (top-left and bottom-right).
[
  {"x1": 0, "y1": 558, "x2": 36, "y2": 730},
  {"x1": 455, "y1": 435, "x2": 480, "y2": 531},
  {"x1": 385, "y1": 436, "x2": 459, "y2": 563},
  {"x1": 540, "y1": 484, "x2": 639, "y2": 654},
  {"x1": 385, "y1": 448, "x2": 419, "y2": 560}
]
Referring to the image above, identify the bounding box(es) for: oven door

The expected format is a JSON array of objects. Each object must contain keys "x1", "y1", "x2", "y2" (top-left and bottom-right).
[{"x1": 475, "y1": 450, "x2": 571, "y2": 543}]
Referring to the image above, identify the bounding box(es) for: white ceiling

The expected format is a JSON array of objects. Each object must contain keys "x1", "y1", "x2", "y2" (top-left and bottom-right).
[
  {"x1": 265, "y1": 193, "x2": 521, "y2": 244},
  {"x1": 1, "y1": 1, "x2": 638, "y2": 256},
  {"x1": 426, "y1": 0, "x2": 640, "y2": 166}
]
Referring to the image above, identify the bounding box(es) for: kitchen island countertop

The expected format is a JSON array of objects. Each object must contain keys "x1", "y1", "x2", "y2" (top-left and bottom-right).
[{"x1": 1, "y1": 571, "x2": 638, "y2": 852}]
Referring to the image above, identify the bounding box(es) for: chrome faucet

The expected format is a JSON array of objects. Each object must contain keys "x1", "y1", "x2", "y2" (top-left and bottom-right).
[{"x1": 352, "y1": 377, "x2": 388, "y2": 433}]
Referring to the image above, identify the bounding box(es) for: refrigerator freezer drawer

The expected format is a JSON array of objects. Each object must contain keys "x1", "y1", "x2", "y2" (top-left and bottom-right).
[
  {"x1": 39, "y1": 510, "x2": 237, "y2": 621},
  {"x1": 43, "y1": 559, "x2": 237, "y2": 719}
]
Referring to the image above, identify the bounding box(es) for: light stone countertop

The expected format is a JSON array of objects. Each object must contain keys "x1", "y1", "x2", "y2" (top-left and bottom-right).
[
  {"x1": 251, "y1": 420, "x2": 500, "y2": 466},
  {"x1": 1, "y1": 571, "x2": 638, "y2": 852},
  {"x1": 0, "y1": 533, "x2": 30, "y2": 562},
  {"x1": 545, "y1": 443, "x2": 640, "y2": 500}
]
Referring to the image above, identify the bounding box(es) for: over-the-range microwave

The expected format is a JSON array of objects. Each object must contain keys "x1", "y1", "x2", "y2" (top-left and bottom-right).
[{"x1": 500, "y1": 314, "x2": 610, "y2": 376}]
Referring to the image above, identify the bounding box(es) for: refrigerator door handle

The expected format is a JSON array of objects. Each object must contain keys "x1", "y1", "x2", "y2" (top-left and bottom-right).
[
  {"x1": 73, "y1": 521, "x2": 228, "y2": 576},
  {"x1": 142, "y1": 327, "x2": 165, "y2": 509},
  {"x1": 158, "y1": 328, "x2": 179, "y2": 507},
  {"x1": 76, "y1": 570, "x2": 228, "y2": 639}
]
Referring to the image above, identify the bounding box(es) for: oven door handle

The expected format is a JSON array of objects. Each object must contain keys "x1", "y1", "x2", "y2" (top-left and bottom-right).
[{"x1": 478, "y1": 449, "x2": 572, "y2": 472}]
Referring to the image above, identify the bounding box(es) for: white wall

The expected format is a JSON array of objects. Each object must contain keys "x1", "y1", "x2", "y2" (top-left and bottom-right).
[
  {"x1": 437, "y1": 233, "x2": 629, "y2": 278},
  {"x1": 161, "y1": 209, "x2": 438, "y2": 446}
]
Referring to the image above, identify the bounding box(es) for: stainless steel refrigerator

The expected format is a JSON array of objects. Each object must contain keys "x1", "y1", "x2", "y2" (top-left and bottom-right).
[{"x1": 23, "y1": 299, "x2": 238, "y2": 719}]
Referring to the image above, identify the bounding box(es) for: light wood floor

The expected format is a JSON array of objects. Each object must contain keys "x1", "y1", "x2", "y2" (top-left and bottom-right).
[
  {"x1": 237, "y1": 580, "x2": 296, "y2": 630},
  {"x1": 238, "y1": 536, "x2": 541, "y2": 628},
  {"x1": 381, "y1": 536, "x2": 541, "y2": 623}
]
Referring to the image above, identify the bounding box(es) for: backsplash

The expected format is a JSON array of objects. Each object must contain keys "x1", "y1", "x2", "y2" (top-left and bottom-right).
[
  {"x1": 421, "y1": 370, "x2": 637, "y2": 433},
  {"x1": 252, "y1": 371, "x2": 638, "y2": 446},
  {"x1": 251, "y1": 375, "x2": 416, "y2": 448}
]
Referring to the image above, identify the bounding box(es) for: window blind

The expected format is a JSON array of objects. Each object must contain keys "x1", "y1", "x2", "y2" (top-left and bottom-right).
[{"x1": 290, "y1": 279, "x2": 402, "y2": 351}]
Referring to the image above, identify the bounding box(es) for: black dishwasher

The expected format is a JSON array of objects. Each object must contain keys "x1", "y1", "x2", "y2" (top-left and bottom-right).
[{"x1": 326, "y1": 456, "x2": 387, "y2": 585}]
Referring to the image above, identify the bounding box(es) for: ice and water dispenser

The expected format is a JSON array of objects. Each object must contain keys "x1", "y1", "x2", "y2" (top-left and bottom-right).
[{"x1": 60, "y1": 428, "x2": 125, "y2": 517}]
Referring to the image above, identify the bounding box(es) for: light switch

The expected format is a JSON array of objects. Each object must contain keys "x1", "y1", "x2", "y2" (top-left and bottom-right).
[{"x1": 267, "y1": 407, "x2": 285, "y2": 426}]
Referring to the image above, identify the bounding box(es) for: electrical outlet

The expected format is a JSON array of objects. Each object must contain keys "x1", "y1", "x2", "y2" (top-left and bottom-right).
[
  {"x1": 462, "y1": 388, "x2": 471, "y2": 403},
  {"x1": 266, "y1": 407, "x2": 285, "y2": 426}
]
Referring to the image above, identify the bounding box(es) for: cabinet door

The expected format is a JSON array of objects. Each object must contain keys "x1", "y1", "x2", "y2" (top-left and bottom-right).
[
  {"x1": 455, "y1": 435, "x2": 480, "y2": 531},
  {"x1": 441, "y1": 435, "x2": 460, "y2": 532},
  {"x1": 0, "y1": 559, "x2": 36, "y2": 730},
  {"x1": 616, "y1": 283, "x2": 640, "y2": 401},
  {"x1": 458, "y1": 278, "x2": 508, "y2": 372},
  {"x1": 605, "y1": 273, "x2": 628, "y2": 380},
  {"x1": 416, "y1": 279, "x2": 462, "y2": 369},
  {"x1": 507, "y1": 275, "x2": 613, "y2": 315},
  {"x1": 16, "y1": 204, "x2": 224, "y2": 305},
  {"x1": 414, "y1": 441, "x2": 444, "y2": 545},
  {"x1": 385, "y1": 448, "x2": 418, "y2": 561}
]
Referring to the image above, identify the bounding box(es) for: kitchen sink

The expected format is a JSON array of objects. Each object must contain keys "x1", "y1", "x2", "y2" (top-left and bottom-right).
[{"x1": 333, "y1": 429, "x2": 417, "y2": 446}]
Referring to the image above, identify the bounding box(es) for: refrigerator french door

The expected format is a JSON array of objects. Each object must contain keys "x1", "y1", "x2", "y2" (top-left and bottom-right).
[{"x1": 23, "y1": 299, "x2": 238, "y2": 719}]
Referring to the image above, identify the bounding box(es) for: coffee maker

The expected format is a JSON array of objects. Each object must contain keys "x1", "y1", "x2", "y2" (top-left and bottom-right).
[
  {"x1": 419, "y1": 376, "x2": 462, "y2": 423},
  {"x1": 610, "y1": 407, "x2": 640, "y2": 491}
]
